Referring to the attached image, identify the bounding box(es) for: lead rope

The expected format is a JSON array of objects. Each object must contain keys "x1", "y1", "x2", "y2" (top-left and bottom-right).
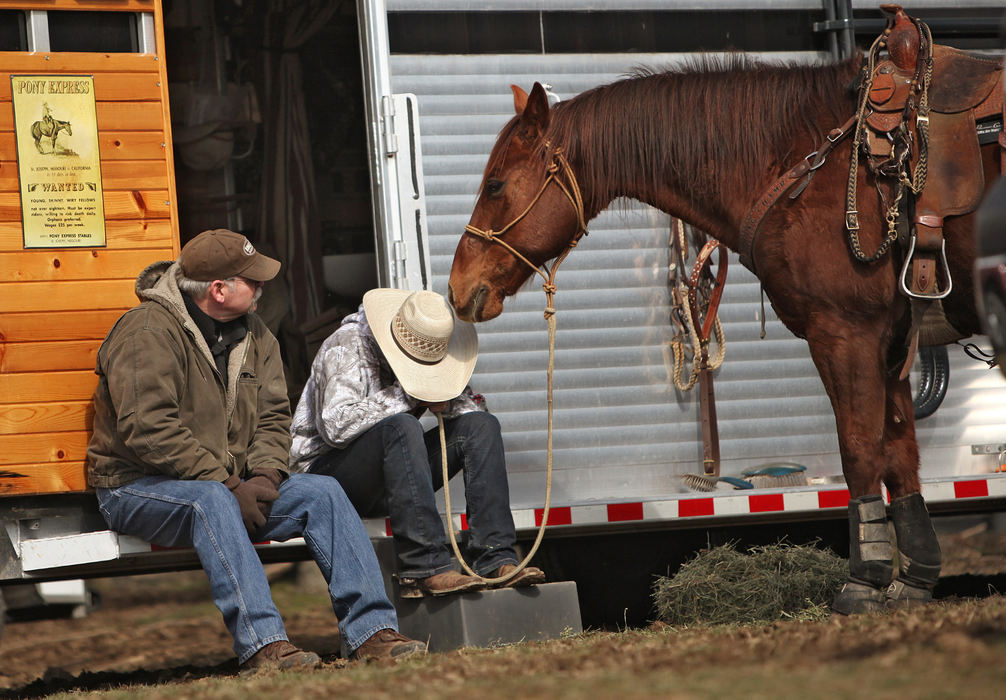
[
  {"x1": 446, "y1": 146, "x2": 586, "y2": 585},
  {"x1": 437, "y1": 305, "x2": 556, "y2": 586}
]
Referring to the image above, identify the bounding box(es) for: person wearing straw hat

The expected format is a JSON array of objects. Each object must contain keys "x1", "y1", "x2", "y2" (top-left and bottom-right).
[
  {"x1": 290, "y1": 288, "x2": 545, "y2": 597},
  {"x1": 88, "y1": 230, "x2": 426, "y2": 670}
]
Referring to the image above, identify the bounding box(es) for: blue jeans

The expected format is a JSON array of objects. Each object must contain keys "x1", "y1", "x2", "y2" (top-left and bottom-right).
[
  {"x1": 308, "y1": 411, "x2": 518, "y2": 579},
  {"x1": 96, "y1": 473, "x2": 398, "y2": 663}
]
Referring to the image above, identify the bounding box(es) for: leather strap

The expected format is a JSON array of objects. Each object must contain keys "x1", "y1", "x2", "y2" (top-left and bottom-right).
[
  {"x1": 699, "y1": 352, "x2": 720, "y2": 478},
  {"x1": 738, "y1": 115, "x2": 858, "y2": 273}
]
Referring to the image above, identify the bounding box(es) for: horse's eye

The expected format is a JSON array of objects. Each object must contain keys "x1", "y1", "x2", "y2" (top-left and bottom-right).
[{"x1": 485, "y1": 179, "x2": 505, "y2": 197}]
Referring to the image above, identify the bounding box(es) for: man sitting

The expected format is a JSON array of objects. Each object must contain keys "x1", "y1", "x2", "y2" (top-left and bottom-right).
[{"x1": 289, "y1": 288, "x2": 545, "y2": 597}]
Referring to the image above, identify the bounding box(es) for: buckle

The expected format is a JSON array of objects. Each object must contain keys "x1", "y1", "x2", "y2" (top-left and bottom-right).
[{"x1": 845, "y1": 210, "x2": 860, "y2": 231}]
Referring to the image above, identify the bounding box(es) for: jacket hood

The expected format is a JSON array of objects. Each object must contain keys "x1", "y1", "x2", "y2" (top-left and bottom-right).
[
  {"x1": 134, "y1": 260, "x2": 204, "y2": 353},
  {"x1": 135, "y1": 260, "x2": 176, "y2": 300}
]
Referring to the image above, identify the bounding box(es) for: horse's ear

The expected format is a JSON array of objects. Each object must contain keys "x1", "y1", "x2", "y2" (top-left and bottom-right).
[
  {"x1": 517, "y1": 82, "x2": 550, "y2": 142},
  {"x1": 511, "y1": 84, "x2": 529, "y2": 115}
]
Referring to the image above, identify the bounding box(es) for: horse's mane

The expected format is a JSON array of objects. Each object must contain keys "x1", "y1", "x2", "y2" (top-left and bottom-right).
[{"x1": 485, "y1": 54, "x2": 861, "y2": 213}]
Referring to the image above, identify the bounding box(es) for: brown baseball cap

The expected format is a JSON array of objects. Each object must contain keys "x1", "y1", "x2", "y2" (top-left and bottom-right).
[{"x1": 179, "y1": 229, "x2": 281, "y2": 282}]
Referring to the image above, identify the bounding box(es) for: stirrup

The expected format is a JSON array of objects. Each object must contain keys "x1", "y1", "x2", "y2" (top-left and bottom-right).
[{"x1": 899, "y1": 234, "x2": 952, "y2": 300}]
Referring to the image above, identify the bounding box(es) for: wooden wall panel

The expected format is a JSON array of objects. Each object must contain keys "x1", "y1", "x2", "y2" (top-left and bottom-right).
[
  {"x1": 0, "y1": 248, "x2": 172, "y2": 280},
  {"x1": 0, "y1": 132, "x2": 169, "y2": 161},
  {"x1": 0, "y1": 1, "x2": 154, "y2": 13},
  {"x1": 0, "y1": 430, "x2": 89, "y2": 465},
  {"x1": 0, "y1": 190, "x2": 172, "y2": 220},
  {"x1": 1, "y1": 340, "x2": 100, "y2": 371},
  {"x1": 0, "y1": 462, "x2": 88, "y2": 496},
  {"x1": 0, "y1": 247, "x2": 173, "y2": 281},
  {"x1": 0, "y1": 73, "x2": 162, "y2": 102},
  {"x1": 0, "y1": 0, "x2": 178, "y2": 496},
  {"x1": 0, "y1": 101, "x2": 164, "y2": 131},
  {"x1": 0, "y1": 279, "x2": 139, "y2": 312},
  {"x1": 0, "y1": 52, "x2": 159, "y2": 74},
  {"x1": 0, "y1": 401, "x2": 90, "y2": 436},
  {"x1": 0, "y1": 160, "x2": 168, "y2": 191},
  {"x1": 0, "y1": 370, "x2": 98, "y2": 402},
  {"x1": 0, "y1": 219, "x2": 173, "y2": 250}
]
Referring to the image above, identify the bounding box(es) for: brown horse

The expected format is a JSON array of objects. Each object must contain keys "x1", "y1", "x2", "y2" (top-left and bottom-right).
[
  {"x1": 449, "y1": 16, "x2": 1001, "y2": 612},
  {"x1": 31, "y1": 117, "x2": 72, "y2": 153}
]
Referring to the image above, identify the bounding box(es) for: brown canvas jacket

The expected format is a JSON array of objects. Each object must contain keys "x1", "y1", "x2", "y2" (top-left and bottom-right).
[{"x1": 87, "y1": 261, "x2": 291, "y2": 488}]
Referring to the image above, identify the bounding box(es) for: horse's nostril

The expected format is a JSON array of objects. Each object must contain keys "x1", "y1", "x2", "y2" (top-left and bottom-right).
[{"x1": 447, "y1": 286, "x2": 455, "y2": 307}]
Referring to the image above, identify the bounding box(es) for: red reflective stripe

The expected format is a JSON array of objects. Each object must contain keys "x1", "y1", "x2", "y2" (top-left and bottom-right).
[
  {"x1": 954, "y1": 480, "x2": 989, "y2": 499},
  {"x1": 818, "y1": 489, "x2": 850, "y2": 509},
  {"x1": 460, "y1": 513, "x2": 469, "y2": 530},
  {"x1": 607, "y1": 502, "x2": 644, "y2": 522},
  {"x1": 749, "y1": 493, "x2": 785, "y2": 513},
  {"x1": 385, "y1": 518, "x2": 393, "y2": 536},
  {"x1": 679, "y1": 498, "x2": 714, "y2": 517},
  {"x1": 536, "y1": 506, "x2": 572, "y2": 526}
]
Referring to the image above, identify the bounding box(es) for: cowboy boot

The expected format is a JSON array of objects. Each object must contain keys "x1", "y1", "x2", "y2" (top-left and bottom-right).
[
  {"x1": 886, "y1": 492, "x2": 942, "y2": 608},
  {"x1": 832, "y1": 494, "x2": 894, "y2": 615}
]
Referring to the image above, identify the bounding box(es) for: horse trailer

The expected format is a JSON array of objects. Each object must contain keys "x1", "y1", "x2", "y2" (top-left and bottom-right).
[{"x1": 2, "y1": 0, "x2": 1005, "y2": 635}]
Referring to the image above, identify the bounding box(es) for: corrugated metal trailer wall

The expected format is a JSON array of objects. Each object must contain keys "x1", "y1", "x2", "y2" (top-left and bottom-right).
[{"x1": 385, "y1": 1, "x2": 1006, "y2": 510}]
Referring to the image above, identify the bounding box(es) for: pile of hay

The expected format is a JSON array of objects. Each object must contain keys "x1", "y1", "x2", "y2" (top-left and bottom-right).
[{"x1": 652, "y1": 541, "x2": 848, "y2": 625}]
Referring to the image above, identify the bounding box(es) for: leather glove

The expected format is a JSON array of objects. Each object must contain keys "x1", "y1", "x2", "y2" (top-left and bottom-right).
[{"x1": 224, "y1": 473, "x2": 280, "y2": 536}]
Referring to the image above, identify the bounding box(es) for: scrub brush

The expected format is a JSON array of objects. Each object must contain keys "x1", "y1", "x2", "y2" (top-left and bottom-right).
[
  {"x1": 680, "y1": 474, "x2": 754, "y2": 492},
  {"x1": 741, "y1": 462, "x2": 808, "y2": 488}
]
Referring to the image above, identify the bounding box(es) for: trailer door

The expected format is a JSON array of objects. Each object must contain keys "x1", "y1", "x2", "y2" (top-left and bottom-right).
[{"x1": 357, "y1": 0, "x2": 430, "y2": 292}]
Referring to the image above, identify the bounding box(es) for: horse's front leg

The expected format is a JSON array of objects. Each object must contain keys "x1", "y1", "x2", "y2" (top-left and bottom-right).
[
  {"x1": 882, "y1": 373, "x2": 942, "y2": 608},
  {"x1": 804, "y1": 318, "x2": 907, "y2": 614}
]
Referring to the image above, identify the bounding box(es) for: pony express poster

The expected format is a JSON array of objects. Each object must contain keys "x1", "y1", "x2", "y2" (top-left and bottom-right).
[{"x1": 11, "y1": 75, "x2": 106, "y2": 248}]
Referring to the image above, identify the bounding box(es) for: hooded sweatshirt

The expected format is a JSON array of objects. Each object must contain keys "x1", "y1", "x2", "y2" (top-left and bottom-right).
[{"x1": 288, "y1": 306, "x2": 484, "y2": 473}]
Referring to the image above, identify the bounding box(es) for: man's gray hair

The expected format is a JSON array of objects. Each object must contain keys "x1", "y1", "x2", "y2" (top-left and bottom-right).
[{"x1": 176, "y1": 272, "x2": 213, "y2": 299}]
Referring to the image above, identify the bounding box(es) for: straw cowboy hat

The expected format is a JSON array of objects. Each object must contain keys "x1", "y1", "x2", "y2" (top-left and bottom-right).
[{"x1": 363, "y1": 289, "x2": 478, "y2": 402}]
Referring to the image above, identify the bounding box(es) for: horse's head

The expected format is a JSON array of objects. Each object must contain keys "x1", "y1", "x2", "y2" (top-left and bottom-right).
[
  {"x1": 449, "y1": 83, "x2": 586, "y2": 322},
  {"x1": 63, "y1": 121, "x2": 72, "y2": 135}
]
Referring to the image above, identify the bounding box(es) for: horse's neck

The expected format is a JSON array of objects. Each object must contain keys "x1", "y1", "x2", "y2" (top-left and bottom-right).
[{"x1": 562, "y1": 63, "x2": 856, "y2": 245}]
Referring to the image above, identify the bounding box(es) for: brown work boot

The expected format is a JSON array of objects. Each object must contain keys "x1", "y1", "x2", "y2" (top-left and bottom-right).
[
  {"x1": 400, "y1": 569, "x2": 486, "y2": 598},
  {"x1": 240, "y1": 640, "x2": 321, "y2": 673},
  {"x1": 491, "y1": 563, "x2": 546, "y2": 588},
  {"x1": 351, "y1": 629, "x2": 427, "y2": 662}
]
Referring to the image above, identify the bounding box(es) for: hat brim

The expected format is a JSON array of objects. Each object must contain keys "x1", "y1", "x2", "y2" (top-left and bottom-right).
[
  {"x1": 238, "y1": 253, "x2": 282, "y2": 282},
  {"x1": 363, "y1": 288, "x2": 478, "y2": 402}
]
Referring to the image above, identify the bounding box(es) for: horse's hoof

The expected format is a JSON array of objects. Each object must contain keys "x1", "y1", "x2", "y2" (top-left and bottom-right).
[
  {"x1": 885, "y1": 579, "x2": 934, "y2": 609},
  {"x1": 831, "y1": 580, "x2": 887, "y2": 615}
]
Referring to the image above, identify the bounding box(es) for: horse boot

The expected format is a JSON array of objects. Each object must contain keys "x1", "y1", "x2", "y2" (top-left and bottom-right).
[
  {"x1": 832, "y1": 494, "x2": 894, "y2": 615},
  {"x1": 886, "y1": 492, "x2": 942, "y2": 608}
]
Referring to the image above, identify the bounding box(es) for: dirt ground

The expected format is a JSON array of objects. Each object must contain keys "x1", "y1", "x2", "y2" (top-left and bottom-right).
[{"x1": 1, "y1": 528, "x2": 1005, "y2": 698}]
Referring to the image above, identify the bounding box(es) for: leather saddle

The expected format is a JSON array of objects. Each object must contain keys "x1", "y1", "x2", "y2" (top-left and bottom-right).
[{"x1": 861, "y1": 4, "x2": 1003, "y2": 316}]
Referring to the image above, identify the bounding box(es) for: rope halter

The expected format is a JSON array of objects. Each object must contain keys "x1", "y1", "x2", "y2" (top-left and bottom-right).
[{"x1": 463, "y1": 146, "x2": 589, "y2": 318}]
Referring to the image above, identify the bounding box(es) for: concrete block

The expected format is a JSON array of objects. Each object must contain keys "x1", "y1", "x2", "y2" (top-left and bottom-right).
[{"x1": 395, "y1": 581, "x2": 583, "y2": 652}]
